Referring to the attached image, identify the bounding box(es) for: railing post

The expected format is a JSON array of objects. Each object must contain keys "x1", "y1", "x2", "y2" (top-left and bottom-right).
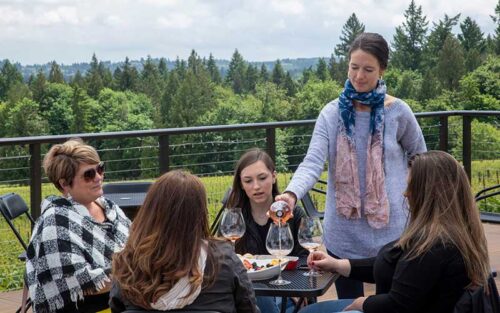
[
  {"x1": 439, "y1": 116, "x2": 448, "y2": 152},
  {"x1": 462, "y1": 115, "x2": 472, "y2": 181},
  {"x1": 266, "y1": 128, "x2": 276, "y2": 162},
  {"x1": 29, "y1": 143, "x2": 42, "y2": 220},
  {"x1": 158, "y1": 135, "x2": 170, "y2": 174}
]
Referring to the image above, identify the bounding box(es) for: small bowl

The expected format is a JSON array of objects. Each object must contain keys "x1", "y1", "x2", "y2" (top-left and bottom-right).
[{"x1": 284, "y1": 256, "x2": 299, "y2": 270}]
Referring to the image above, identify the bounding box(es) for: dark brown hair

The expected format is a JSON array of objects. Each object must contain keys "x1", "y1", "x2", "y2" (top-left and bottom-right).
[
  {"x1": 227, "y1": 148, "x2": 279, "y2": 212},
  {"x1": 112, "y1": 170, "x2": 216, "y2": 308},
  {"x1": 348, "y1": 32, "x2": 389, "y2": 70},
  {"x1": 398, "y1": 151, "x2": 490, "y2": 288}
]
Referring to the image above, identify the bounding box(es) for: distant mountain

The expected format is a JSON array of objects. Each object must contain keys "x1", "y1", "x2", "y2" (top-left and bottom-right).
[{"x1": 2, "y1": 57, "x2": 328, "y2": 81}]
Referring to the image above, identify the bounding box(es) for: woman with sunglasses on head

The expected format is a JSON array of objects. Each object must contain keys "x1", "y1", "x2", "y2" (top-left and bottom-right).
[
  {"x1": 25, "y1": 138, "x2": 131, "y2": 313},
  {"x1": 110, "y1": 170, "x2": 258, "y2": 313},
  {"x1": 298, "y1": 151, "x2": 492, "y2": 313},
  {"x1": 276, "y1": 32, "x2": 426, "y2": 299}
]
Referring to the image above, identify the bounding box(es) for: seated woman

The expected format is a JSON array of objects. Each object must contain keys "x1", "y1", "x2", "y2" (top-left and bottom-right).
[
  {"x1": 110, "y1": 170, "x2": 259, "y2": 313},
  {"x1": 25, "y1": 138, "x2": 131, "y2": 313},
  {"x1": 227, "y1": 148, "x2": 308, "y2": 313},
  {"x1": 300, "y1": 151, "x2": 491, "y2": 313}
]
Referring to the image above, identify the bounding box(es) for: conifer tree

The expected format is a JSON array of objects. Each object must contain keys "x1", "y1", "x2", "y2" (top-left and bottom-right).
[
  {"x1": 0, "y1": 60, "x2": 23, "y2": 101},
  {"x1": 272, "y1": 59, "x2": 285, "y2": 86},
  {"x1": 246, "y1": 64, "x2": 259, "y2": 93},
  {"x1": 458, "y1": 17, "x2": 486, "y2": 71},
  {"x1": 206, "y1": 53, "x2": 221, "y2": 84},
  {"x1": 48, "y1": 61, "x2": 65, "y2": 83},
  {"x1": 30, "y1": 69, "x2": 47, "y2": 103},
  {"x1": 116, "y1": 57, "x2": 139, "y2": 91},
  {"x1": 86, "y1": 53, "x2": 104, "y2": 98},
  {"x1": 283, "y1": 72, "x2": 297, "y2": 97},
  {"x1": 71, "y1": 70, "x2": 85, "y2": 89},
  {"x1": 436, "y1": 35, "x2": 465, "y2": 90},
  {"x1": 422, "y1": 14, "x2": 460, "y2": 70},
  {"x1": 391, "y1": 0, "x2": 428, "y2": 70},
  {"x1": 334, "y1": 13, "x2": 365, "y2": 58},
  {"x1": 140, "y1": 56, "x2": 163, "y2": 107},
  {"x1": 226, "y1": 49, "x2": 247, "y2": 94},
  {"x1": 158, "y1": 57, "x2": 169, "y2": 80},
  {"x1": 259, "y1": 64, "x2": 269, "y2": 82},
  {"x1": 315, "y1": 58, "x2": 329, "y2": 82}
]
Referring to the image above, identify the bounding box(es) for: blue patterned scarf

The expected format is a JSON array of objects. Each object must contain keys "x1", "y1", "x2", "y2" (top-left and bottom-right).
[{"x1": 335, "y1": 79, "x2": 389, "y2": 229}]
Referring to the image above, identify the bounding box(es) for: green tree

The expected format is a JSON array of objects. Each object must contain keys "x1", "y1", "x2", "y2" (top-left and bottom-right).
[
  {"x1": 391, "y1": 0, "x2": 428, "y2": 70},
  {"x1": 5, "y1": 98, "x2": 49, "y2": 136},
  {"x1": 436, "y1": 35, "x2": 466, "y2": 90},
  {"x1": 160, "y1": 72, "x2": 180, "y2": 127},
  {"x1": 115, "y1": 57, "x2": 139, "y2": 91},
  {"x1": 39, "y1": 83, "x2": 74, "y2": 134},
  {"x1": 315, "y1": 58, "x2": 329, "y2": 82},
  {"x1": 71, "y1": 70, "x2": 85, "y2": 89},
  {"x1": 0, "y1": 60, "x2": 23, "y2": 101},
  {"x1": 86, "y1": 53, "x2": 104, "y2": 98},
  {"x1": 206, "y1": 53, "x2": 221, "y2": 84},
  {"x1": 246, "y1": 64, "x2": 259, "y2": 93},
  {"x1": 334, "y1": 13, "x2": 365, "y2": 58},
  {"x1": 226, "y1": 49, "x2": 247, "y2": 94},
  {"x1": 271, "y1": 59, "x2": 285, "y2": 86},
  {"x1": 283, "y1": 72, "x2": 297, "y2": 97},
  {"x1": 422, "y1": 14, "x2": 460, "y2": 71},
  {"x1": 259, "y1": 64, "x2": 269, "y2": 82},
  {"x1": 30, "y1": 69, "x2": 47, "y2": 103},
  {"x1": 459, "y1": 17, "x2": 486, "y2": 71},
  {"x1": 492, "y1": 0, "x2": 500, "y2": 54},
  {"x1": 418, "y1": 70, "x2": 441, "y2": 102},
  {"x1": 48, "y1": 61, "x2": 65, "y2": 83},
  {"x1": 158, "y1": 57, "x2": 169, "y2": 80},
  {"x1": 140, "y1": 56, "x2": 164, "y2": 108}
]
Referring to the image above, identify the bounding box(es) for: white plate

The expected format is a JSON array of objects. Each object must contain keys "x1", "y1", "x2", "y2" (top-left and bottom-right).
[{"x1": 241, "y1": 256, "x2": 290, "y2": 281}]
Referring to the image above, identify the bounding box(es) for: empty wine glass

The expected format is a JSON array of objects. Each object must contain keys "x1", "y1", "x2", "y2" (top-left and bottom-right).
[
  {"x1": 298, "y1": 217, "x2": 324, "y2": 276},
  {"x1": 265, "y1": 222, "x2": 294, "y2": 285},
  {"x1": 219, "y1": 207, "x2": 246, "y2": 248}
]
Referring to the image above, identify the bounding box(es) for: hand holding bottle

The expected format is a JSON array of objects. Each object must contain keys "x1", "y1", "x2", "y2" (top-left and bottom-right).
[{"x1": 268, "y1": 200, "x2": 293, "y2": 224}]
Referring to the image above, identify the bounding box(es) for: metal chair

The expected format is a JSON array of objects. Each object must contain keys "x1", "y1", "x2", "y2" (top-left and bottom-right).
[
  {"x1": 475, "y1": 184, "x2": 500, "y2": 224},
  {"x1": 210, "y1": 187, "x2": 232, "y2": 236},
  {"x1": 300, "y1": 179, "x2": 326, "y2": 219},
  {"x1": 0, "y1": 192, "x2": 34, "y2": 313}
]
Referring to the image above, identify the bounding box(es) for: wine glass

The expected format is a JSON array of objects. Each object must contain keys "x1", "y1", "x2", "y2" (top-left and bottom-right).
[
  {"x1": 265, "y1": 222, "x2": 294, "y2": 285},
  {"x1": 219, "y1": 207, "x2": 246, "y2": 248},
  {"x1": 298, "y1": 217, "x2": 324, "y2": 276}
]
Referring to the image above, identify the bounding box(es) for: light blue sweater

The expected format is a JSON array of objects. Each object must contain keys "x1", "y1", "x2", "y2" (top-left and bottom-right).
[{"x1": 286, "y1": 98, "x2": 427, "y2": 258}]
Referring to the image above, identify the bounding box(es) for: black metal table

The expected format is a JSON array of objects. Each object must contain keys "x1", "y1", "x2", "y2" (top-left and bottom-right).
[
  {"x1": 252, "y1": 270, "x2": 338, "y2": 313},
  {"x1": 105, "y1": 192, "x2": 146, "y2": 219}
]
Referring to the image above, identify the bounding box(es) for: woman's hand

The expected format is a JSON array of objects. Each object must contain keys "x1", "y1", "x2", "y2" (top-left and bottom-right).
[
  {"x1": 307, "y1": 251, "x2": 352, "y2": 277},
  {"x1": 343, "y1": 296, "x2": 366, "y2": 311},
  {"x1": 275, "y1": 191, "x2": 297, "y2": 210}
]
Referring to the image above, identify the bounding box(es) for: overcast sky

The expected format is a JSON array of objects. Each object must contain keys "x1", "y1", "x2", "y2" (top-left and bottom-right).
[{"x1": 0, "y1": 0, "x2": 497, "y2": 65}]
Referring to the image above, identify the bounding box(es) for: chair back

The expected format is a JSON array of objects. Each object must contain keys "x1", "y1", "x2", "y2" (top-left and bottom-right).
[
  {"x1": 453, "y1": 275, "x2": 500, "y2": 313},
  {"x1": 210, "y1": 187, "x2": 232, "y2": 236},
  {"x1": 0, "y1": 193, "x2": 34, "y2": 251},
  {"x1": 103, "y1": 182, "x2": 152, "y2": 194}
]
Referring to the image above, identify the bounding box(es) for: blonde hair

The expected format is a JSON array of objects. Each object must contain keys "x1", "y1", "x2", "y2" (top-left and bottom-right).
[
  {"x1": 397, "y1": 151, "x2": 490, "y2": 288},
  {"x1": 43, "y1": 138, "x2": 100, "y2": 191}
]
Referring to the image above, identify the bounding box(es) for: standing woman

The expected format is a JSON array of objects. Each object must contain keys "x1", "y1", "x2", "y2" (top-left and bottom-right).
[
  {"x1": 276, "y1": 32, "x2": 427, "y2": 299},
  {"x1": 26, "y1": 138, "x2": 131, "y2": 312}
]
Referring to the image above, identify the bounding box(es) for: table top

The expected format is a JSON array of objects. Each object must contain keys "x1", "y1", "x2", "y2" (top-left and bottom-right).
[{"x1": 252, "y1": 269, "x2": 338, "y2": 298}]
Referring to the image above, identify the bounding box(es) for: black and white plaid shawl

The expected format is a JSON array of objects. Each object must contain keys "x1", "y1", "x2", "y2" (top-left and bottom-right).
[{"x1": 26, "y1": 195, "x2": 131, "y2": 312}]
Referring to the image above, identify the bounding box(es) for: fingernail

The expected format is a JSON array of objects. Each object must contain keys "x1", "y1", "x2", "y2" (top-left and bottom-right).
[{"x1": 311, "y1": 261, "x2": 315, "y2": 265}]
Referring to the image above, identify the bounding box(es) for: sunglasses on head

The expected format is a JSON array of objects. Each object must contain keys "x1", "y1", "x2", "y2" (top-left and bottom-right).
[{"x1": 82, "y1": 162, "x2": 105, "y2": 182}]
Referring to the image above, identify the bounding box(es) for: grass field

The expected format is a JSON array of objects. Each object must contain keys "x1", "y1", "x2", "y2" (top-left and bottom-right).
[{"x1": 0, "y1": 160, "x2": 498, "y2": 291}]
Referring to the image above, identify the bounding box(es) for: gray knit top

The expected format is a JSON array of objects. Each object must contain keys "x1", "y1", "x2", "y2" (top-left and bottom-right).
[{"x1": 286, "y1": 98, "x2": 427, "y2": 258}]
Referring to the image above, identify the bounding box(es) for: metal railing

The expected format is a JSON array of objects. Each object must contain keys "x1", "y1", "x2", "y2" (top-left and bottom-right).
[{"x1": 0, "y1": 110, "x2": 498, "y2": 219}]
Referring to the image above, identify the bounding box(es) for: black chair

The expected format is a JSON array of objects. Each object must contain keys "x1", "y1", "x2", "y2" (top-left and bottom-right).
[
  {"x1": 103, "y1": 181, "x2": 153, "y2": 194},
  {"x1": 300, "y1": 179, "x2": 326, "y2": 219},
  {"x1": 475, "y1": 184, "x2": 500, "y2": 224},
  {"x1": 210, "y1": 187, "x2": 232, "y2": 236},
  {"x1": 453, "y1": 275, "x2": 500, "y2": 313},
  {"x1": 0, "y1": 192, "x2": 34, "y2": 313}
]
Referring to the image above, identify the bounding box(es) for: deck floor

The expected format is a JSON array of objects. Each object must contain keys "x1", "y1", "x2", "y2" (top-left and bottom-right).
[{"x1": 1, "y1": 223, "x2": 499, "y2": 313}]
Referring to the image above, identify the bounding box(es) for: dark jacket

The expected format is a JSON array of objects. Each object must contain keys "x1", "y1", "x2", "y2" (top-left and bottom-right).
[
  {"x1": 109, "y1": 241, "x2": 260, "y2": 313},
  {"x1": 235, "y1": 205, "x2": 308, "y2": 257}
]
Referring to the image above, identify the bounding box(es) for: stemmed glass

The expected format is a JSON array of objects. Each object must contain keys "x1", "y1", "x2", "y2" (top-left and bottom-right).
[
  {"x1": 265, "y1": 222, "x2": 294, "y2": 285},
  {"x1": 298, "y1": 217, "x2": 324, "y2": 276},
  {"x1": 219, "y1": 207, "x2": 246, "y2": 248}
]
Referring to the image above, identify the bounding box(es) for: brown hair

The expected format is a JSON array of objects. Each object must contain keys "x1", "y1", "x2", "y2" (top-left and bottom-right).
[
  {"x1": 348, "y1": 32, "x2": 389, "y2": 70},
  {"x1": 227, "y1": 148, "x2": 279, "y2": 212},
  {"x1": 112, "y1": 170, "x2": 216, "y2": 308},
  {"x1": 397, "y1": 151, "x2": 490, "y2": 287},
  {"x1": 43, "y1": 138, "x2": 101, "y2": 191}
]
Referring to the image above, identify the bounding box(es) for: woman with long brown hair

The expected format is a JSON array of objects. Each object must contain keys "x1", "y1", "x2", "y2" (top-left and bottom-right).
[
  {"x1": 110, "y1": 170, "x2": 258, "y2": 313},
  {"x1": 299, "y1": 151, "x2": 491, "y2": 313}
]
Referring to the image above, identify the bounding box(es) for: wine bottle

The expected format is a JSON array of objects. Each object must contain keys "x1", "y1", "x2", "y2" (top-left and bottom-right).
[{"x1": 268, "y1": 200, "x2": 292, "y2": 224}]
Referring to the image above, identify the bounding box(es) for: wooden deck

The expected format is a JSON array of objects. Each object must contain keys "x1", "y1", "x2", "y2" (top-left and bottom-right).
[{"x1": 1, "y1": 223, "x2": 499, "y2": 313}]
